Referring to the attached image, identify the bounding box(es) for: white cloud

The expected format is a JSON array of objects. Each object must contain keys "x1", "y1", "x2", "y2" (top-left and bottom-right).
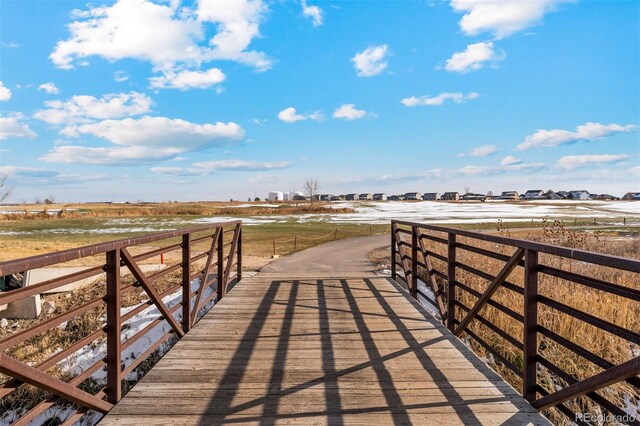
[
  {"x1": 34, "y1": 92, "x2": 153, "y2": 124},
  {"x1": 38, "y1": 82, "x2": 60, "y2": 94},
  {"x1": 332, "y1": 104, "x2": 370, "y2": 120},
  {"x1": 41, "y1": 116, "x2": 244, "y2": 164},
  {"x1": 500, "y1": 155, "x2": 521, "y2": 166},
  {"x1": 0, "y1": 114, "x2": 37, "y2": 140},
  {"x1": 50, "y1": 0, "x2": 271, "y2": 86},
  {"x1": 0, "y1": 166, "x2": 58, "y2": 179},
  {"x1": 151, "y1": 159, "x2": 290, "y2": 176},
  {"x1": 450, "y1": 0, "x2": 570, "y2": 39},
  {"x1": 149, "y1": 67, "x2": 226, "y2": 89},
  {"x1": 277, "y1": 107, "x2": 322, "y2": 123},
  {"x1": 630, "y1": 166, "x2": 640, "y2": 176},
  {"x1": 0, "y1": 81, "x2": 11, "y2": 101},
  {"x1": 402, "y1": 92, "x2": 479, "y2": 107},
  {"x1": 301, "y1": 0, "x2": 323, "y2": 27},
  {"x1": 352, "y1": 44, "x2": 389, "y2": 77},
  {"x1": 517, "y1": 122, "x2": 638, "y2": 150},
  {"x1": 445, "y1": 42, "x2": 504, "y2": 73},
  {"x1": 556, "y1": 154, "x2": 629, "y2": 170},
  {"x1": 459, "y1": 144, "x2": 497, "y2": 157}
]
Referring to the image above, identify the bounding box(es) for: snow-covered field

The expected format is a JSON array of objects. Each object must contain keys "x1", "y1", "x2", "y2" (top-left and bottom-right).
[{"x1": 0, "y1": 201, "x2": 637, "y2": 236}]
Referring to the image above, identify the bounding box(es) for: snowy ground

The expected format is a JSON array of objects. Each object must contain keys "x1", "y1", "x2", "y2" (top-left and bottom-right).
[{"x1": 0, "y1": 200, "x2": 637, "y2": 236}]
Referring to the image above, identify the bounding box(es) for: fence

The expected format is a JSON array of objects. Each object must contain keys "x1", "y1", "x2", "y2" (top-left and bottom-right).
[
  {"x1": 0, "y1": 221, "x2": 241, "y2": 424},
  {"x1": 391, "y1": 220, "x2": 639, "y2": 425}
]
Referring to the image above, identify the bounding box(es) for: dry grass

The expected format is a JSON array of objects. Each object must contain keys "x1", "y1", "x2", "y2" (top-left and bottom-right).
[
  {"x1": 387, "y1": 222, "x2": 639, "y2": 425},
  {"x1": 0, "y1": 201, "x2": 354, "y2": 221}
]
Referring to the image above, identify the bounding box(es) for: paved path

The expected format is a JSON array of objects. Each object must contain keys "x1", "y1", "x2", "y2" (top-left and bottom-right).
[{"x1": 260, "y1": 235, "x2": 389, "y2": 276}]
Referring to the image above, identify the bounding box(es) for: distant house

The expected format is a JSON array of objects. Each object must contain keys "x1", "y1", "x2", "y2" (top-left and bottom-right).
[
  {"x1": 543, "y1": 191, "x2": 566, "y2": 200},
  {"x1": 423, "y1": 193, "x2": 441, "y2": 201},
  {"x1": 388, "y1": 195, "x2": 405, "y2": 201},
  {"x1": 622, "y1": 192, "x2": 640, "y2": 200},
  {"x1": 293, "y1": 194, "x2": 306, "y2": 201},
  {"x1": 404, "y1": 192, "x2": 422, "y2": 201},
  {"x1": 498, "y1": 191, "x2": 519, "y2": 200},
  {"x1": 345, "y1": 193, "x2": 359, "y2": 201},
  {"x1": 522, "y1": 190, "x2": 544, "y2": 200},
  {"x1": 373, "y1": 193, "x2": 387, "y2": 201},
  {"x1": 441, "y1": 192, "x2": 460, "y2": 201},
  {"x1": 568, "y1": 190, "x2": 590, "y2": 200},
  {"x1": 319, "y1": 194, "x2": 333, "y2": 201},
  {"x1": 359, "y1": 193, "x2": 373, "y2": 201},
  {"x1": 330, "y1": 196, "x2": 342, "y2": 201},
  {"x1": 461, "y1": 193, "x2": 486, "y2": 201}
]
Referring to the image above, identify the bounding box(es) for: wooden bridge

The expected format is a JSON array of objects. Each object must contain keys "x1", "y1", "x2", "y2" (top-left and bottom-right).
[{"x1": 1, "y1": 221, "x2": 638, "y2": 425}]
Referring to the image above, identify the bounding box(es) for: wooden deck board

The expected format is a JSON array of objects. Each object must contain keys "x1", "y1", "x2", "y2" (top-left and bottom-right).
[{"x1": 101, "y1": 276, "x2": 549, "y2": 425}]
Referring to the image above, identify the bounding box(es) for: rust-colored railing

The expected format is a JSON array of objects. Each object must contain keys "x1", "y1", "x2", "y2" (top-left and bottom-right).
[
  {"x1": 0, "y1": 221, "x2": 241, "y2": 424},
  {"x1": 391, "y1": 220, "x2": 639, "y2": 425}
]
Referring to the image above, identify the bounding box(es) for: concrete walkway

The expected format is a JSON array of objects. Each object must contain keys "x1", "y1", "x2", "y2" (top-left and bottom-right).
[{"x1": 260, "y1": 235, "x2": 389, "y2": 277}]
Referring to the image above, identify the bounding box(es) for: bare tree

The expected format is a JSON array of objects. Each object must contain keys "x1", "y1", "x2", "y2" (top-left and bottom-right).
[
  {"x1": 464, "y1": 186, "x2": 471, "y2": 195},
  {"x1": 486, "y1": 190, "x2": 493, "y2": 197},
  {"x1": 0, "y1": 174, "x2": 10, "y2": 203},
  {"x1": 304, "y1": 177, "x2": 320, "y2": 206}
]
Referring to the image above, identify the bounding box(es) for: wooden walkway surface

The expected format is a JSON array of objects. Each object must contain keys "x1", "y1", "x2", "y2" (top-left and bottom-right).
[{"x1": 101, "y1": 275, "x2": 549, "y2": 425}]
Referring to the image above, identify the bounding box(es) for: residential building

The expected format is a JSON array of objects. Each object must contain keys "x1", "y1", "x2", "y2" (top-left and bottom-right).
[
  {"x1": 461, "y1": 193, "x2": 486, "y2": 201},
  {"x1": 388, "y1": 195, "x2": 405, "y2": 201},
  {"x1": 543, "y1": 191, "x2": 565, "y2": 200},
  {"x1": 373, "y1": 193, "x2": 387, "y2": 201},
  {"x1": 359, "y1": 193, "x2": 373, "y2": 201},
  {"x1": 330, "y1": 196, "x2": 342, "y2": 201},
  {"x1": 423, "y1": 193, "x2": 441, "y2": 201},
  {"x1": 622, "y1": 192, "x2": 640, "y2": 200},
  {"x1": 267, "y1": 191, "x2": 284, "y2": 202},
  {"x1": 345, "y1": 193, "x2": 359, "y2": 201},
  {"x1": 498, "y1": 191, "x2": 519, "y2": 200},
  {"x1": 568, "y1": 190, "x2": 590, "y2": 200},
  {"x1": 441, "y1": 192, "x2": 460, "y2": 201},
  {"x1": 522, "y1": 190, "x2": 544, "y2": 200},
  {"x1": 404, "y1": 192, "x2": 422, "y2": 200}
]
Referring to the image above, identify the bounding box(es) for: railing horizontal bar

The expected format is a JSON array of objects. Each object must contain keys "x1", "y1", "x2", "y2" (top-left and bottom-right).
[
  {"x1": 0, "y1": 265, "x2": 104, "y2": 306},
  {"x1": 391, "y1": 220, "x2": 640, "y2": 272},
  {"x1": 191, "y1": 251, "x2": 212, "y2": 263},
  {"x1": 190, "y1": 234, "x2": 216, "y2": 245},
  {"x1": 0, "y1": 297, "x2": 104, "y2": 350},
  {"x1": 538, "y1": 325, "x2": 640, "y2": 388},
  {"x1": 395, "y1": 228, "x2": 411, "y2": 235},
  {"x1": 455, "y1": 301, "x2": 523, "y2": 351},
  {"x1": 0, "y1": 221, "x2": 241, "y2": 276},
  {"x1": 456, "y1": 242, "x2": 525, "y2": 266},
  {"x1": 538, "y1": 265, "x2": 640, "y2": 301},
  {"x1": 419, "y1": 233, "x2": 448, "y2": 245},
  {"x1": 538, "y1": 295, "x2": 640, "y2": 343},
  {"x1": 431, "y1": 269, "x2": 446, "y2": 280},
  {"x1": 455, "y1": 262, "x2": 520, "y2": 292},
  {"x1": 144, "y1": 262, "x2": 182, "y2": 282},
  {"x1": 121, "y1": 331, "x2": 175, "y2": 377},
  {"x1": 131, "y1": 242, "x2": 182, "y2": 263},
  {"x1": 416, "y1": 290, "x2": 438, "y2": 308},
  {"x1": 455, "y1": 281, "x2": 524, "y2": 323}
]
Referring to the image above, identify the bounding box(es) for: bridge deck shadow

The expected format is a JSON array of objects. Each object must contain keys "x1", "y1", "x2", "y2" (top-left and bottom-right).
[{"x1": 101, "y1": 275, "x2": 549, "y2": 425}]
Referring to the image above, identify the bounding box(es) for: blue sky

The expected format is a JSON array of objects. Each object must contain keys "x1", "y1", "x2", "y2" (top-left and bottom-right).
[{"x1": 0, "y1": 0, "x2": 638, "y2": 202}]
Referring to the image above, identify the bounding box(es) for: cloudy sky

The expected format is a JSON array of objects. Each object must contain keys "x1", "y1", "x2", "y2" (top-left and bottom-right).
[{"x1": 0, "y1": 0, "x2": 638, "y2": 202}]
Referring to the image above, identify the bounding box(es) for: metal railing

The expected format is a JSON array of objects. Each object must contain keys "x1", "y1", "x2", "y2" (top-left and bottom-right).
[
  {"x1": 391, "y1": 220, "x2": 639, "y2": 425},
  {"x1": 0, "y1": 221, "x2": 242, "y2": 424}
]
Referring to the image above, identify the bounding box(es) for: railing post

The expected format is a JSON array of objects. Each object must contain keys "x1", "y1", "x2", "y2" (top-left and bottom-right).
[
  {"x1": 523, "y1": 248, "x2": 539, "y2": 402},
  {"x1": 216, "y1": 227, "x2": 224, "y2": 301},
  {"x1": 181, "y1": 233, "x2": 191, "y2": 333},
  {"x1": 391, "y1": 223, "x2": 397, "y2": 281},
  {"x1": 411, "y1": 225, "x2": 418, "y2": 299},
  {"x1": 236, "y1": 224, "x2": 242, "y2": 282},
  {"x1": 446, "y1": 233, "x2": 456, "y2": 332},
  {"x1": 105, "y1": 249, "x2": 121, "y2": 404}
]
